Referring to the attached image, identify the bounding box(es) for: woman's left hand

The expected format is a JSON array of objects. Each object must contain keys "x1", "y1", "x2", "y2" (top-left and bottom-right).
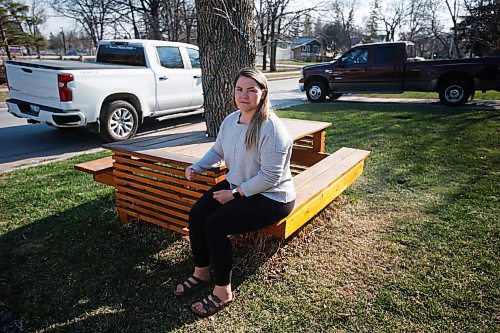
[{"x1": 213, "y1": 190, "x2": 234, "y2": 204}]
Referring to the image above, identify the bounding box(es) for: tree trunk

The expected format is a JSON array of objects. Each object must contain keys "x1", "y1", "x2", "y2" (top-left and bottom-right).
[
  {"x1": 269, "y1": 13, "x2": 276, "y2": 72},
  {"x1": 270, "y1": 14, "x2": 284, "y2": 72},
  {"x1": 0, "y1": 24, "x2": 12, "y2": 60},
  {"x1": 196, "y1": 0, "x2": 256, "y2": 137},
  {"x1": 129, "y1": 0, "x2": 140, "y2": 39},
  {"x1": 260, "y1": 20, "x2": 268, "y2": 70},
  {"x1": 262, "y1": 41, "x2": 268, "y2": 70}
]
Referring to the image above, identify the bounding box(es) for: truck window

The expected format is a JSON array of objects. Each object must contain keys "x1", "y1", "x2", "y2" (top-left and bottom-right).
[
  {"x1": 375, "y1": 46, "x2": 397, "y2": 64},
  {"x1": 187, "y1": 48, "x2": 200, "y2": 68},
  {"x1": 341, "y1": 48, "x2": 369, "y2": 65},
  {"x1": 96, "y1": 44, "x2": 146, "y2": 66},
  {"x1": 156, "y1": 46, "x2": 184, "y2": 69}
]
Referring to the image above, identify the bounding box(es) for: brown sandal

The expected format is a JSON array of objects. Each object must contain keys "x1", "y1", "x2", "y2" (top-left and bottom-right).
[
  {"x1": 173, "y1": 275, "x2": 210, "y2": 297},
  {"x1": 190, "y1": 292, "x2": 232, "y2": 317}
]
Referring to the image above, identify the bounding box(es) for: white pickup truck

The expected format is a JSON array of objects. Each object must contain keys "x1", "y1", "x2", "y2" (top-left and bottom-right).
[{"x1": 5, "y1": 39, "x2": 203, "y2": 141}]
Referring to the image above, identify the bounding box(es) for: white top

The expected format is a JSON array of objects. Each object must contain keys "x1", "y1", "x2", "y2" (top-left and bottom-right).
[{"x1": 191, "y1": 111, "x2": 296, "y2": 203}]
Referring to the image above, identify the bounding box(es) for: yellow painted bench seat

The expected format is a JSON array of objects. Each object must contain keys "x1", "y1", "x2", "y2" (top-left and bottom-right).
[{"x1": 265, "y1": 147, "x2": 370, "y2": 239}]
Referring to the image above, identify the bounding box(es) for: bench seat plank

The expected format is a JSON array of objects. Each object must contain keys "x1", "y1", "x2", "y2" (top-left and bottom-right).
[
  {"x1": 74, "y1": 156, "x2": 115, "y2": 186},
  {"x1": 265, "y1": 147, "x2": 370, "y2": 238},
  {"x1": 292, "y1": 147, "x2": 355, "y2": 189},
  {"x1": 74, "y1": 156, "x2": 113, "y2": 174}
]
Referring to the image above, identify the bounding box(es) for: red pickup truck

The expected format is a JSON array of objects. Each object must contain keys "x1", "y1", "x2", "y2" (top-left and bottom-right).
[{"x1": 299, "y1": 41, "x2": 500, "y2": 106}]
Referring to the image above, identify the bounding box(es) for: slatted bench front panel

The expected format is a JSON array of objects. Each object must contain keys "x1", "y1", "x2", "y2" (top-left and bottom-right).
[{"x1": 113, "y1": 152, "x2": 227, "y2": 234}]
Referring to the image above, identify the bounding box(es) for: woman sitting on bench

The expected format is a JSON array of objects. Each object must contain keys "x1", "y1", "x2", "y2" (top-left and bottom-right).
[{"x1": 173, "y1": 68, "x2": 296, "y2": 317}]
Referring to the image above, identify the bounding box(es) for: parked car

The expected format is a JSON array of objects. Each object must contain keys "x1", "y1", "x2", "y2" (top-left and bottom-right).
[
  {"x1": 299, "y1": 41, "x2": 500, "y2": 106},
  {"x1": 65, "y1": 50, "x2": 85, "y2": 56},
  {"x1": 5, "y1": 39, "x2": 203, "y2": 141}
]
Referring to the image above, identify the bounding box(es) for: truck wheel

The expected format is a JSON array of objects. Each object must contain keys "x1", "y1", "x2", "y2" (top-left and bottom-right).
[
  {"x1": 306, "y1": 81, "x2": 327, "y2": 103},
  {"x1": 439, "y1": 79, "x2": 472, "y2": 106},
  {"x1": 100, "y1": 100, "x2": 138, "y2": 142}
]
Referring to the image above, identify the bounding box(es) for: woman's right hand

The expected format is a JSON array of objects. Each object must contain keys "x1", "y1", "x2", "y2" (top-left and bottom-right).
[{"x1": 185, "y1": 166, "x2": 197, "y2": 181}]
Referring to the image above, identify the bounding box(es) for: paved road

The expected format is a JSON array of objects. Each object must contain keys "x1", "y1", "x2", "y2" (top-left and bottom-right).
[
  {"x1": 0, "y1": 78, "x2": 306, "y2": 173},
  {"x1": 1, "y1": 78, "x2": 498, "y2": 173}
]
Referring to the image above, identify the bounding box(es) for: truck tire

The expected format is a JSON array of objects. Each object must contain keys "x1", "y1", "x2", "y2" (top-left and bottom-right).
[
  {"x1": 100, "y1": 100, "x2": 139, "y2": 142},
  {"x1": 306, "y1": 81, "x2": 327, "y2": 102},
  {"x1": 439, "y1": 79, "x2": 472, "y2": 106}
]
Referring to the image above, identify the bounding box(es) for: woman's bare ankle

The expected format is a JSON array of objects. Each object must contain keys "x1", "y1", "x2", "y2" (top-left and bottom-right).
[
  {"x1": 193, "y1": 266, "x2": 210, "y2": 281},
  {"x1": 213, "y1": 285, "x2": 232, "y2": 302}
]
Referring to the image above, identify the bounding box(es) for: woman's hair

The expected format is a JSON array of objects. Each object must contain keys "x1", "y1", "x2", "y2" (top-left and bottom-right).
[{"x1": 234, "y1": 67, "x2": 273, "y2": 150}]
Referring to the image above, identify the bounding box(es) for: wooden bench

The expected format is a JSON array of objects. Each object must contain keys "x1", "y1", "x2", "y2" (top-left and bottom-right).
[
  {"x1": 74, "y1": 156, "x2": 115, "y2": 187},
  {"x1": 75, "y1": 147, "x2": 370, "y2": 239}
]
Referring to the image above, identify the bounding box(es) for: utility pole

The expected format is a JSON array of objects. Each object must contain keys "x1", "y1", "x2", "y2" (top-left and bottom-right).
[{"x1": 60, "y1": 27, "x2": 67, "y2": 55}]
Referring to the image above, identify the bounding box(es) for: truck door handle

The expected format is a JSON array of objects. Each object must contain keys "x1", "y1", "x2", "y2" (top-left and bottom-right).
[
  {"x1": 159, "y1": 76, "x2": 168, "y2": 81},
  {"x1": 324, "y1": 70, "x2": 332, "y2": 74},
  {"x1": 193, "y1": 75, "x2": 201, "y2": 79}
]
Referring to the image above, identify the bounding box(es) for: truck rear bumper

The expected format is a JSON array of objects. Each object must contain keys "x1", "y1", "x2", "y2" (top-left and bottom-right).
[
  {"x1": 7, "y1": 99, "x2": 87, "y2": 127},
  {"x1": 299, "y1": 77, "x2": 305, "y2": 91}
]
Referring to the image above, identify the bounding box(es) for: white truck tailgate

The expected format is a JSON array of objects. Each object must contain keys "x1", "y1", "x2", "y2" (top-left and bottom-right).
[{"x1": 7, "y1": 63, "x2": 62, "y2": 108}]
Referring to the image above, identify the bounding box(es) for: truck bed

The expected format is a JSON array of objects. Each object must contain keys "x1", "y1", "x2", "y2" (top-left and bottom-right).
[{"x1": 6, "y1": 60, "x2": 144, "y2": 70}]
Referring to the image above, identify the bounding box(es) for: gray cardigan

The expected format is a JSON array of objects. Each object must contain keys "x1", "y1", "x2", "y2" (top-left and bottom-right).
[{"x1": 190, "y1": 111, "x2": 296, "y2": 203}]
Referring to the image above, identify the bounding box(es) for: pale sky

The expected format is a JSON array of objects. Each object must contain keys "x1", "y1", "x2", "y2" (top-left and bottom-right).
[
  {"x1": 41, "y1": 0, "x2": 453, "y2": 38},
  {"x1": 41, "y1": 0, "x2": 371, "y2": 37},
  {"x1": 41, "y1": 8, "x2": 74, "y2": 36}
]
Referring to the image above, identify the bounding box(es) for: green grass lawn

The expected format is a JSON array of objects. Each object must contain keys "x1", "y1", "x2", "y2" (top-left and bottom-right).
[{"x1": 1, "y1": 103, "x2": 498, "y2": 332}]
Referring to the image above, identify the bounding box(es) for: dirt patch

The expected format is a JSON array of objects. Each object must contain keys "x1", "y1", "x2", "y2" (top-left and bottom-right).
[
  {"x1": 226, "y1": 193, "x2": 402, "y2": 311},
  {"x1": 266, "y1": 196, "x2": 402, "y2": 305}
]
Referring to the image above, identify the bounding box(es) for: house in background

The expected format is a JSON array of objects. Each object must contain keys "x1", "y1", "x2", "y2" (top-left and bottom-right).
[
  {"x1": 256, "y1": 39, "x2": 293, "y2": 63},
  {"x1": 291, "y1": 37, "x2": 326, "y2": 62}
]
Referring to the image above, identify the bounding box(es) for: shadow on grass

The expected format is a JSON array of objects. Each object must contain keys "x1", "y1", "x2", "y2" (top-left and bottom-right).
[{"x1": 0, "y1": 194, "x2": 281, "y2": 332}]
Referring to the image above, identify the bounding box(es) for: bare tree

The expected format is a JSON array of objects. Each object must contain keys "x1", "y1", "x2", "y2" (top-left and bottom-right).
[
  {"x1": 137, "y1": 0, "x2": 163, "y2": 39},
  {"x1": 23, "y1": 0, "x2": 46, "y2": 55},
  {"x1": 50, "y1": 0, "x2": 119, "y2": 47},
  {"x1": 422, "y1": 0, "x2": 452, "y2": 57},
  {"x1": 376, "y1": 0, "x2": 407, "y2": 41},
  {"x1": 196, "y1": 0, "x2": 256, "y2": 136},
  {"x1": 329, "y1": 0, "x2": 358, "y2": 47},
  {"x1": 180, "y1": 0, "x2": 196, "y2": 43},
  {"x1": 110, "y1": 0, "x2": 143, "y2": 38},
  {"x1": 444, "y1": 0, "x2": 462, "y2": 57},
  {"x1": 256, "y1": 0, "x2": 314, "y2": 71},
  {"x1": 111, "y1": 0, "x2": 196, "y2": 42},
  {"x1": 401, "y1": 0, "x2": 427, "y2": 41},
  {"x1": 255, "y1": 0, "x2": 270, "y2": 69},
  {"x1": 162, "y1": 0, "x2": 196, "y2": 42}
]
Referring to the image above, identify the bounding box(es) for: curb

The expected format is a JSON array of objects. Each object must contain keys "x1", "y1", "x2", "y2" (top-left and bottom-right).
[{"x1": 267, "y1": 75, "x2": 301, "y2": 81}]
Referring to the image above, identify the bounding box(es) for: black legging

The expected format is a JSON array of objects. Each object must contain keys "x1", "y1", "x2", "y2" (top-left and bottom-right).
[{"x1": 189, "y1": 180, "x2": 295, "y2": 286}]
